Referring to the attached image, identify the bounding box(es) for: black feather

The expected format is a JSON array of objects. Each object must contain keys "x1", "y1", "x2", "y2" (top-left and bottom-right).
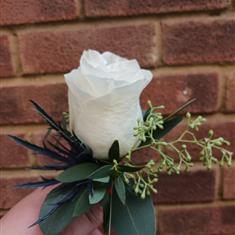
[
  {"x1": 30, "y1": 100, "x2": 79, "y2": 145},
  {"x1": 29, "y1": 205, "x2": 59, "y2": 227},
  {"x1": 31, "y1": 163, "x2": 69, "y2": 171},
  {"x1": 9, "y1": 135, "x2": 69, "y2": 163},
  {"x1": 16, "y1": 177, "x2": 59, "y2": 189}
]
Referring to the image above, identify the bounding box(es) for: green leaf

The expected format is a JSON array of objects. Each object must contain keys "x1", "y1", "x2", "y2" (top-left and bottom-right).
[
  {"x1": 73, "y1": 189, "x2": 90, "y2": 217},
  {"x1": 89, "y1": 186, "x2": 106, "y2": 204},
  {"x1": 164, "y1": 98, "x2": 196, "y2": 121},
  {"x1": 39, "y1": 187, "x2": 79, "y2": 235},
  {"x1": 153, "y1": 116, "x2": 182, "y2": 139},
  {"x1": 38, "y1": 184, "x2": 72, "y2": 206},
  {"x1": 93, "y1": 176, "x2": 110, "y2": 183},
  {"x1": 102, "y1": 194, "x2": 111, "y2": 233},
  {"x1": 143, "y1": 108, "x2": 151, "y2": 121},
  {"x1": 56, "y1": 163, "x2": 99, "y2": 183},
  {"x1": 111, "y1": 191, "x2": 156, "y2": 235},
  {"x1": 108, "y1": 140, "x2": 120, "y2": 162},
  {"x1": 89, "y1": 165, "x2": 113, "y2": 179},
  {"x1": 150, "y1": 98, "x2": 196, "y2": 141},
  {"x1": 118, "y1": 165, "x2": 143, "y2": 173},
  {"x1": 114, "y1": 177, "x2": 126, "y2": 205},
  {"x1": 139, "y1": 115, "x2": 183, "y2": 147}
]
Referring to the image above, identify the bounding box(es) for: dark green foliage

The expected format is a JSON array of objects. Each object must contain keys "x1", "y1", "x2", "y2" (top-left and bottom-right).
[
  {"x1": 153, "y1": 116, "x2": 182, "y2": 139},
  {"x1": 118, "y1": 165, "x2": 144, "y2": 172},
  {"x1": 89, "y1": 185, "x2": 106, "y2": 204},
  {"x1": 56, "y1": 163, "x2": 100, "y2": 183},
  {"x1": 114, "y1": 176, "x2": 126, "y2": 205},
  {"x1": 89, "y1": 165, "x2": 113, "y2": 179},
  {"x1": 108, "y1": 140, "x2": 120, "y2": 162},
  {"x1": 73, "y1": 188, "x2": 90, "y2": 217},
  {"x1": 111, "y1": 191, "x2": 156, "y2": 235},
  {"x1": 39, "y1": 186, "x2": 83, "y2": 235},
  {"x1": 141, "y1": 98, "x2": 196, "y2": 144},
  {"x1": 102, "y1": 192, "x2": 112, "y2": 233}
]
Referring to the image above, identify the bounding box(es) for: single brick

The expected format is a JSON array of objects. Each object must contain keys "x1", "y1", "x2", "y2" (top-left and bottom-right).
[
  {"x1": 0, "y1": 0, "x2": 78, "y2": 26},
  {"x1": 159, "y1": 204, "x2": 235, "y2": 235},
  {"x1": 141, "y1": 72, "x2": 220, "y2": 114},
  {"x1": 0, "y1": 35, "x2": 14, "y2": 77},
  {"x1": 84, "y1": 0, "x2": 231, "y2": 17},
  {"x1": 0, "y1": 176, "x2": 38, "y2": 209},
  {"x1": 225, "y1": 72, "x2": 235, "y2": 112},
  {"x1": 162, "y1": 18, "x2": 235, "y2": 65},
  {"x1": 223, "y1": 164, "x2": 235, "y2": 199},
  {"x1": 132, "y1": 148, "x2": 159, "y2": 164},
  {"x1": 0, "y1": 134, "x2": 30, "y2": 167},
  {"x1": 18, "y1": 24, "x2": 157, "y2": 74},
  {"x1": 0, "y1": 83, "x2": 67, "y2": 125},
  {"x1": 153, "y1": 166, "x2": 218, "y2": 204}
]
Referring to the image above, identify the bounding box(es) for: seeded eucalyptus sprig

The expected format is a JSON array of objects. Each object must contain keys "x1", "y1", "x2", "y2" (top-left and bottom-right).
[{"x1": 120, "y1": 101, "x2": 233, "y2": 199}]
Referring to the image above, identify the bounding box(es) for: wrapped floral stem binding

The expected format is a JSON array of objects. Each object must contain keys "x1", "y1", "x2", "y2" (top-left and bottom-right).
[{"x1": 10, "y1": 50, "x2": 233, "y2": 235}]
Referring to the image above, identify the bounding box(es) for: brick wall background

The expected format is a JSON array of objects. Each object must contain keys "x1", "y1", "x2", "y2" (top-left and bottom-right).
[{"x1": 0, "y1": 0, "x2": 235, "y2": 234}]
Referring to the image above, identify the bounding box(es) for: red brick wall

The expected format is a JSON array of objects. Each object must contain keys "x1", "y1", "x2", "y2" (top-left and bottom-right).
[{"x1": 0, "y1": 1, "x2": 235, "y2": 234}]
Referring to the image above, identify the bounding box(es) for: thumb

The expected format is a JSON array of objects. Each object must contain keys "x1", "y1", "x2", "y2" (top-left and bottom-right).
[{"x1": 61, "y1": 204, "x2": 103, "y2": 235}]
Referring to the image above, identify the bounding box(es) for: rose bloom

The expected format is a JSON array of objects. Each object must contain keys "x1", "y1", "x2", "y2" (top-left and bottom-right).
[{"x1": 65, "y1": 50, "x2": 152, "y2": 159}]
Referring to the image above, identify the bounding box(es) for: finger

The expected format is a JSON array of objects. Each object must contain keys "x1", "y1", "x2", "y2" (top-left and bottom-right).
[
  {"x1": 0, "y1": 188, "x2": 54, "y2": 235},
  {"x1": 61, "y1": 204, "x2": 103, "y2": 235},
  {"x1": 85, "y1": 204, "x2": 103, "y2": 228},
  {"x1": 89, "y1": 229, "x2": 103, "y2": 235}
]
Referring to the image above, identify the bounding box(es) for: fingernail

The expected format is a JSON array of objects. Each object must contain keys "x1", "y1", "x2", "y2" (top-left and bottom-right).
[{"x1": 89, "y1": 229, "x2": 103, "y2": 235}]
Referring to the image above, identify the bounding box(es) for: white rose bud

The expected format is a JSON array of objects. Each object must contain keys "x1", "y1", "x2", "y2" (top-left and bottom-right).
[{"x1": 65, "y1": 50, "x2": 152, "y2": 159}]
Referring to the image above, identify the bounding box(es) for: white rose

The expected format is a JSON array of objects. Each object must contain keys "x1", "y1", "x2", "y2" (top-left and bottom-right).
[{"x1": 65, "y1": 49, "x2": 152, "y2": 159}]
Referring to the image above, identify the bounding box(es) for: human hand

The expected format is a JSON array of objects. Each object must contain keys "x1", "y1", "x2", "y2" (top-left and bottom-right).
[{"x1": 0, "y1": 187, "x2": 103, "y2": 235}]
